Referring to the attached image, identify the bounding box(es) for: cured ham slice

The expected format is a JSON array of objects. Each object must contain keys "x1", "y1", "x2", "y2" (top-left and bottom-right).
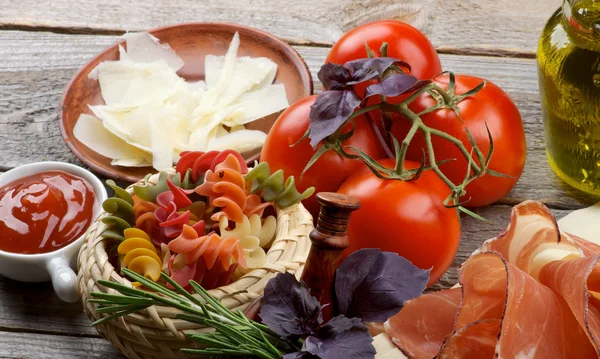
[
  {"x1": 436, "y1": 319, "x2": 500, "y2": 359},
  {"x1": 384, "y1": 201, "x2": 600, "y2": 358},
  {"x1": 476, "y1": 200, "x2": 581, "y2": 279},
  {"x1": 386, "y1": 251, "x2": 596, "y2": 358},
  {"x1": 564, "y1": 234, "x2": 600, "y2": 257},
  {"x1": 448, "y1": 252, "x2": 593, "y2": 358},
  {"x1": 539, "y1": 256, "x2": 600, "y2": 355},
  {"x1": 384, "y1": 288, "x2": 461, "y2": 358}
]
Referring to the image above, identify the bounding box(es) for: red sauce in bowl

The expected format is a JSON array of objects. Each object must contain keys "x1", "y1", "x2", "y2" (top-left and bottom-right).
[{"x1": 0, "y1": 170, "x2": 96, "y2": 254}]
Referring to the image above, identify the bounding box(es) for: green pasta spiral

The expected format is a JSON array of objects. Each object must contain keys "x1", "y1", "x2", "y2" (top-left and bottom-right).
[
  {"x1": 245, "y1": 162, "x2": 314, "y2": 208},
  {"x1": 101, "y1": 180, "x2": 135, "y2": 240}
]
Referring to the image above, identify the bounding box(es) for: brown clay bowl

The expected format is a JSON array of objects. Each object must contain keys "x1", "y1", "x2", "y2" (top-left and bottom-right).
[{"x1": 60, "y1": 22, "x2": 313, "y2": 183}]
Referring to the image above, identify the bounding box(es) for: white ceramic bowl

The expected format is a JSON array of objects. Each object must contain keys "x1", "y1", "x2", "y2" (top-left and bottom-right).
[{"x1": 0, "y1": 162, "x2": 107, "y2": 302}]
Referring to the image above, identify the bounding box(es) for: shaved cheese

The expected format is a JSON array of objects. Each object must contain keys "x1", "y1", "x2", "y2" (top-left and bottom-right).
[
  {"x1": 123, "y1": 32, "x2": 184, "y2": 71},
  {"x1": 82, "y1": 31, "x2": 288, "y2": 171},
  {"x1": 221, "y1": 84, "x2": 289, "y2": 126},
  {"x1": 94, "y1": 60, "x2": 183, "y2": 106},
  {"x1": 558, "y1": 201, "x2": 600, "y2": 244},
  {"x1": 118, "y1": 45, "x2": 129, "y2": 62},
  {"x1": 205, "y1": 55, "x2": 277, "y2": 90},
  {"x1": 213, "y1": 125, "x2": 229, "y2": 138},
  {"x1": 373, "y1": 333, "x2": 397, "y2": 354},
  {"x1": 193, "y1": 32, "x2": 240, "y2": 115},
  {"x1": 111, "y1": 158, "x2": 152, "y2": 167},
  {"x1": 150, "y1": 115, "x2": 177, "y2": 171},
  {"x1": 205, "y1": 56, "x2": 278, "y2": 108},
  {"x1": 206, "y1": 129, "x2": 266, "y2": 153},
  {"x1": 188, "y1": 106, "x2": 241, "y2": 150},
  {"x1": 373, "y1": 333, "x2": 408, "y2": 359},
  {"x1": 186, "y1": 80, "x2": 207, "y2": 92},
  {"x1": 73, "y1": 114, "x2": 150, "y2": 160},
  {"x1": 89, "y1": 105, "x2": 130, "y2": 138}
]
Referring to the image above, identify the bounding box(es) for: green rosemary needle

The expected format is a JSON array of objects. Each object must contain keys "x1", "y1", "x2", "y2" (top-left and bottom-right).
[{"x1": 90, "y1": 269, "x2": 300, "y2": 358}]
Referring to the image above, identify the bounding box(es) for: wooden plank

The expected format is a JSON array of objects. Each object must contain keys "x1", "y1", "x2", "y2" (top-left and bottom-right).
[
  {"x1": 0, "y1": 275, "x2": 98, "y2": 336},
  {"x1": 0, "y1": 331, "x2": 123, "y2": 359},
  {"x1": 0, "y1": 0, "x2": 560, "y2": 55},
  {"x1": 1, "y1": 31, "x2": 591, "y2": 209}
]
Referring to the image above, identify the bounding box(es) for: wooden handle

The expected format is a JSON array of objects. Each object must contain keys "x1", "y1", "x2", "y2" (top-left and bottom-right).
[{"x1": 300, "y1": 192, "x2": 360, "y2": 321}]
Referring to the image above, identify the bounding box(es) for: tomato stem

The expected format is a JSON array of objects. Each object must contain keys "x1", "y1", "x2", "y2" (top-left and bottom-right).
[
  {"x1": 304, "y1": 68, "x2": 497, "y2": 219},
  {"x1": 364, "y1": 110, "x2": 394, "y2": 159}
]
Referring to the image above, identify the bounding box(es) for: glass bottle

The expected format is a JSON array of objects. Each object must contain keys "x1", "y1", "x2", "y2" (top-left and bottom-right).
[{"x1": 538, "y1": 0, "x2": 600, "y2": 195}]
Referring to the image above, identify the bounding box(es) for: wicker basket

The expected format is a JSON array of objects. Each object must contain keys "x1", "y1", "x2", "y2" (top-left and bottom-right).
[{"x1": 77, "y1": 171, "x2": 314, "y2": 359}]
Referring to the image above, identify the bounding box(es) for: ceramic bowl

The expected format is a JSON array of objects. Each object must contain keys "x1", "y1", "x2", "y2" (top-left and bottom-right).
[
  {"x1": 0, "y1": 162, "x2": 107, "y2": 302},
  {"x1": 59, "y1": 22, "x2": 313, "y2": 183}
]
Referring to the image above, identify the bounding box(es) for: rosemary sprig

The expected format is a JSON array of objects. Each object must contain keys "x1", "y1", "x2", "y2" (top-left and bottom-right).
[{"x1": 90, "y1": 269, "x2": 301, "y2": 358}]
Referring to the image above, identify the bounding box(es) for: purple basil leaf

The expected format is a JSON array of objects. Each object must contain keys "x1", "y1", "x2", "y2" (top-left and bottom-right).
[
  {"x1": 344, "y1": 57, "x2": 411, "y2": 85},
  {"x1": 335, "y1": 248, "x2": 430, "y2": 322},
  {"x1": 318, "y1": 63, "x2": 352, "y2": 90},
  {"x1": 284, "y1": 353, "x2": 319, "y2": 359},
  {"x1": 259, "y1": 272, "x2": 324, "y2": 340},
  {"x1": 363, "y1": 74, "x2": 422, "y2": 98},
  {"x1": 302, "y1": 316, "x2": 375, "y2": 359},
  {"x1": 308, "y1": 90, "x2": 361, "y2": 148}
]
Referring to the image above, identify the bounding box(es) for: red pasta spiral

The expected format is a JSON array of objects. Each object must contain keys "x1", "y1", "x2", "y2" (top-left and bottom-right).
[
  {"x1": 168, "y1": 225, "x2": 246, "y2": 269},
  {"x1": 133, "y1": 196, "x2": 159, "y2": 220},
  {"x1": 244, "y1": 194, "x2": 274, "y2": 218},
  {"x1": 177, "y1": 150, "x2": 248, "y2": 182},
  {"x1": 195, "y1": 154, "x2": 249, "y2": 223}
]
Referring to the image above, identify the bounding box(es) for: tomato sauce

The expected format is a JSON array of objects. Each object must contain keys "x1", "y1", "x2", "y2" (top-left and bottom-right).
[{"x1": 0, "y1": 171, "x2": 96, "y2": 254}]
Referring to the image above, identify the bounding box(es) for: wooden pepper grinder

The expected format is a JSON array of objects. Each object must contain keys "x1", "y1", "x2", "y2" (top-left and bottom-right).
[{"x1": 300, "y1": 192, "x2": 360, "y2": 321}]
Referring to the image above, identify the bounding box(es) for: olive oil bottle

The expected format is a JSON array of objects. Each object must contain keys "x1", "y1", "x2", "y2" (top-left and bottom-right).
[{"x1": 538, "y1": 0, "x2": 600, "y2": 195}]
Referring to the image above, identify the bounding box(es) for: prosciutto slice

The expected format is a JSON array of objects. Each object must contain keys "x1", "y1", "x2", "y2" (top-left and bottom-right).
[
  {"x1": 385, "y1": 201, "x2": 600, "y2": 359},
  {"x1": 540, "y1": 256, "x2": 600, "y2": 355},
  {"x1": 436, "y1": 319, "x2": 499, "y2": 359},
  {"x1": 384, "y1": 288, "x2": 461, "y2": 358},
  {"x1": 476, "y1": 200, "x2": 580, "y2": 279}
]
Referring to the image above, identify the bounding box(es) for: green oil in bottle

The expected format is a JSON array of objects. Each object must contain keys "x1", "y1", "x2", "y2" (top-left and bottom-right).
[{"x1": 538, "y1": 0, "x2": 600, "y2": 195}]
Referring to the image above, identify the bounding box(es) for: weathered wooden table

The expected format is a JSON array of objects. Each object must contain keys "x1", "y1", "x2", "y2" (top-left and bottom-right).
[{"x1": 0, "y1": 0, "x2": 586, "y2": 357}]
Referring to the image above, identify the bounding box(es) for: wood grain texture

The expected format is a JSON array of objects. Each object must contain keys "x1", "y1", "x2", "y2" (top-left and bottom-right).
[
  {"x1": 0, "y1": 0, "x2": 560, "y2": 55},
  {"x1": 0, "y1": 275, "x2": 97, "y2": 336},
  {"x1": 0, "y1": 31, "x2": 593, "y2": 209},
  {"x1": 0, "y1": 331, "x2": 123, "y2": 359}
]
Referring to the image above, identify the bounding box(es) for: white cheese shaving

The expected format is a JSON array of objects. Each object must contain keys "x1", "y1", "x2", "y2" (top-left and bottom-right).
[
  {"x1": 123, "y1": 32, "x2": 184, "y2": 72},
  {"x1": 93, "y1": 60, "x2": 183, "y2": 106},
  {"x1": 221, "y1": 84, "x2": 289, "y2": 126},
  {"x1": 373, "y1": 333, "x2": 408, "y2": 359},
  {"x1": 76, "y1": 31, "x2": 288, "y2": 171},
  {"x1": 193, "y1": 32, "x2": 241, "y2": 117},
  {"x1": 73, "y1": 114, "x2": 150, "y2": 161},
  {"x1": 205, "y1": 56, "x2": 278, "y2": 109},
  {"x1": 558, "y1": 201, "x2": 600, "y2": 244},
  {"x1": 206, "y1": 129, "x2": 267, "y2": 153},
  {"x1": 111, "y1": 157, "x2": 153, "y2": 167}
]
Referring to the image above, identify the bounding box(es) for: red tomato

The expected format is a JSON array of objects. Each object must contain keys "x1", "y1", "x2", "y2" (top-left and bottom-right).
[
  {"x1": 338, "y1": 159, "x2": 460, "y2": 286},
  {"x1": 260, "y1": 96, "x2": 386, "y2": 218},
  {"x1": 390, "y1": 74, "x2": 526, "y2": 207},
  {"x1": 325, "y1": 20, "x2": 442, "y2": 96}
]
